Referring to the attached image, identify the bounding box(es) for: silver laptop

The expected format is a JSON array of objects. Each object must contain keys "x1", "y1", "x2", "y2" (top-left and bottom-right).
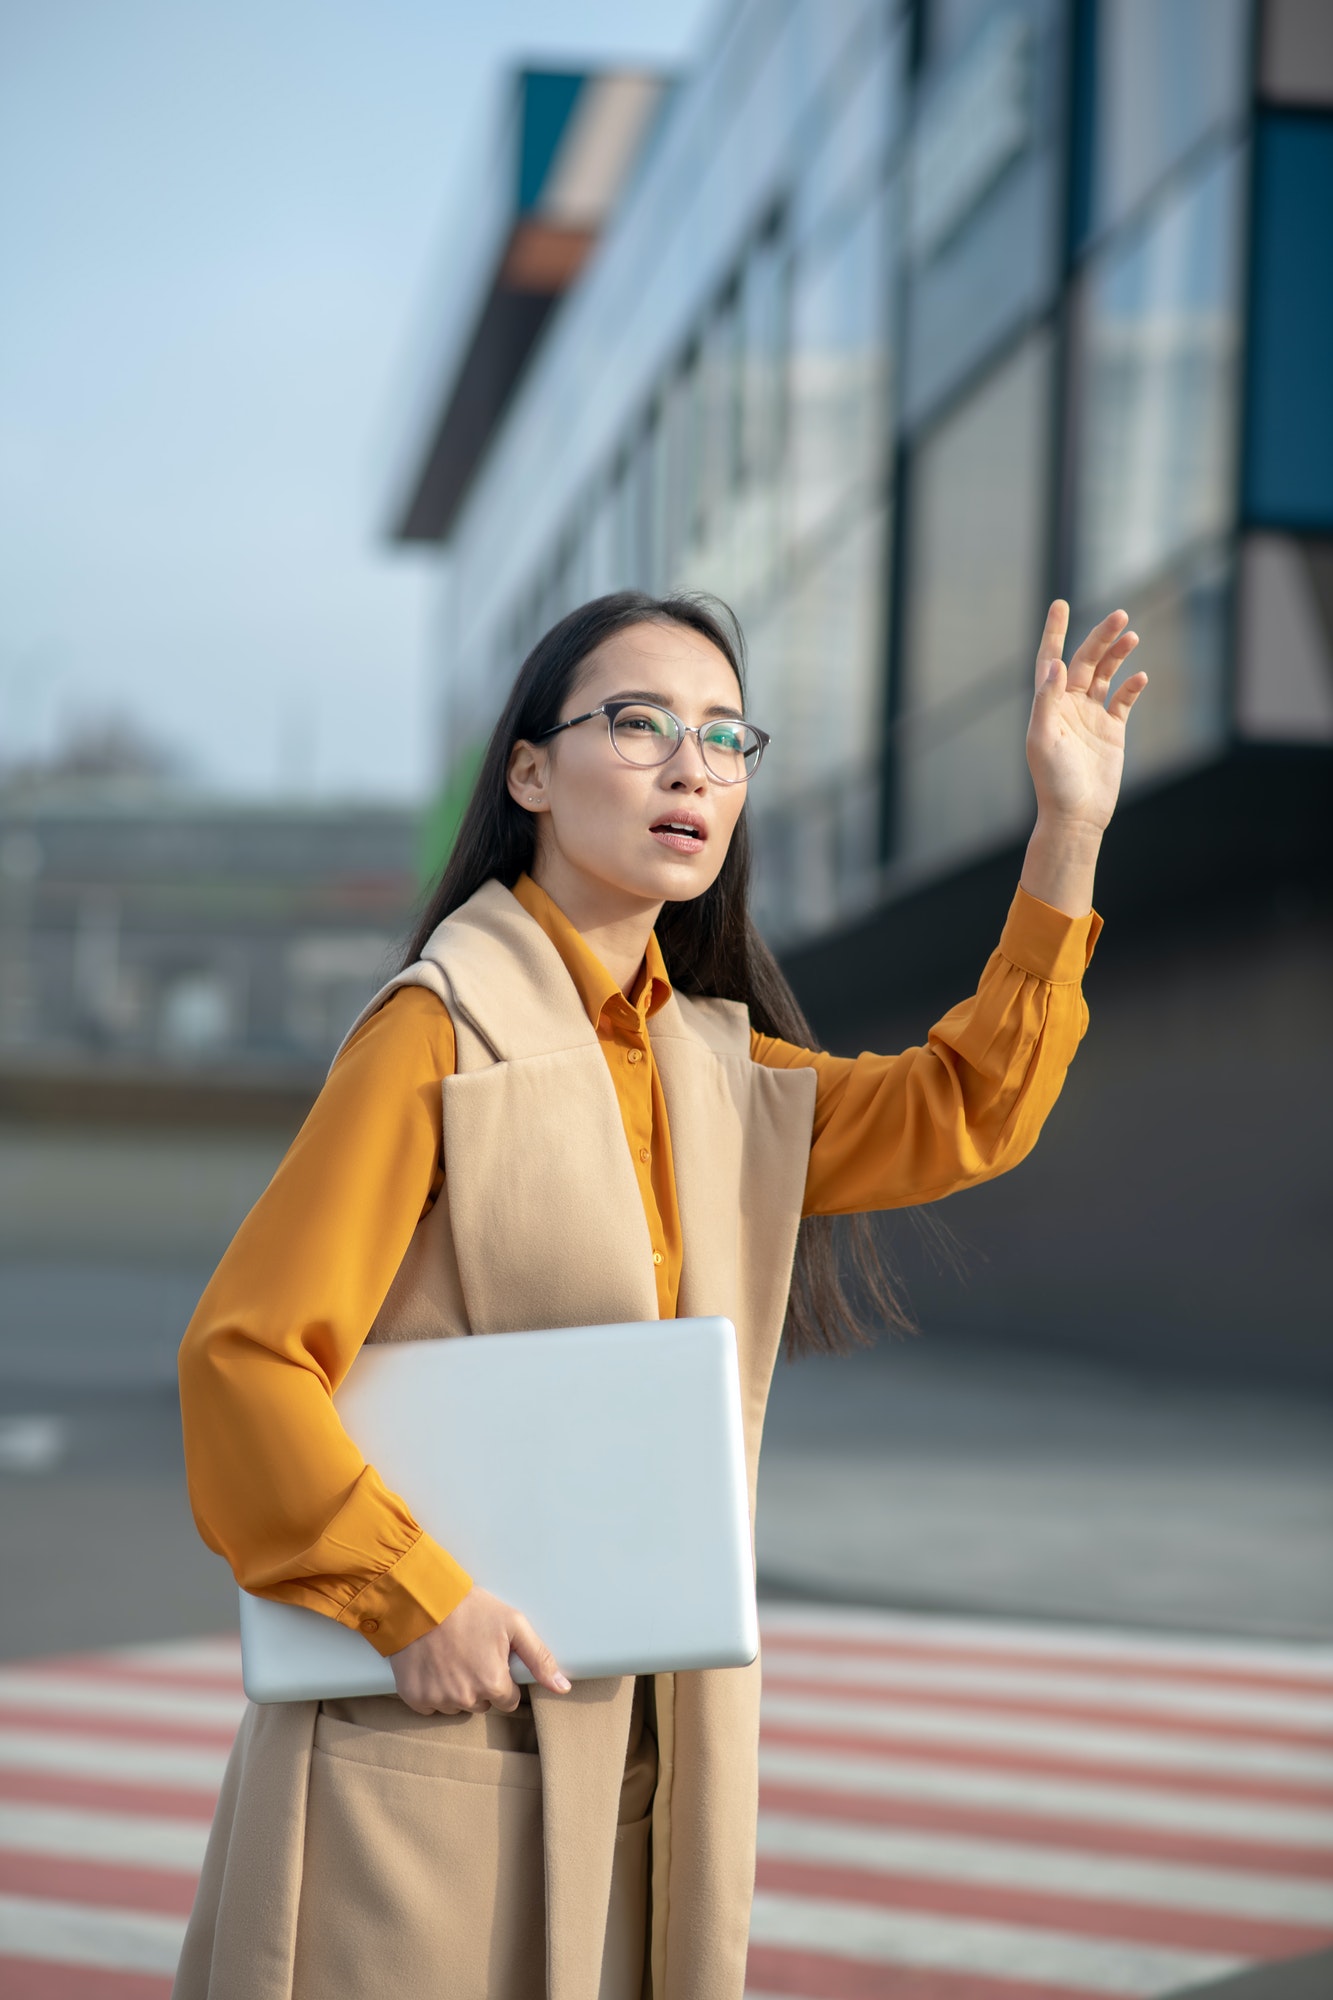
[{"x1": 238, "y1": 1316, "x2": 758, "y2": 1703}]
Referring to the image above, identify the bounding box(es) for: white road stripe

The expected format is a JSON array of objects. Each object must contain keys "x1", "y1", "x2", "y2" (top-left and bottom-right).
[
  {"x1": 0, "y1": 1892, "x2": 185, "y2": 1975},
  {"x1": 755, "y1": 1810, "x2": 1333, "y2": 1924},
  {"x1": 757, "y1": 1608, "x2": 1333, "y2": 1680},
  {"x1": 760, "y1": 1649, "x2": 1333, "y2": 1731},
  {"x1": 746, "y1": 1992, "x2": 820, "y2": 2000},
  {"x1": 0, "y1": 1728, "x2": 230, "y2": 1791},
  {"x1": 103, "y1": 1639, "x2": 242, "y2": 1676},
  {"x1": 759, "y1": 1742, "x2": 1333, "y2": 1845},
  {"x1": 0, "y1": 1802, "x2": 209, "y2": 1871},
  {"x1": 761, "y1": 1689, "x2": 1333, "y2": 1784},
  {"x1": 0, "y1": 1671, "x2": 246, "y2": 1730},
  {"x1": 747, "y1": 1889, "x2": 1242, "y2": 1995}
]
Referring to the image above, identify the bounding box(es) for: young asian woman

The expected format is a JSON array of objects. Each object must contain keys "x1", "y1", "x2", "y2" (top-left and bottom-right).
[{"x1": 173, "y1": 589, "x2": 1145, "y2": 2000}]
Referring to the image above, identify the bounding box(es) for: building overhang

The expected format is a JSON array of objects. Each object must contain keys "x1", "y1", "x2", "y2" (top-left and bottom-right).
[{"x1": 389, "y1": 67, "x2": 672, "y2": 546}]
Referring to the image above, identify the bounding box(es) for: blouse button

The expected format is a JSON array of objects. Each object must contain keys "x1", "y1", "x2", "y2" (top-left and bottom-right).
[
  {"x1": 627, "y1": 1049, "x2": 643, "y2": 1064},
  {"x1": 359, "y1": 1617, "x2": 380, "y2": 1635},
  {"x1": 652, "y1": 1251, "x2": 664, "y2": 1266},
  {"x1": 639, "y1": 1147, "x2": 650, "y2": 1163}
]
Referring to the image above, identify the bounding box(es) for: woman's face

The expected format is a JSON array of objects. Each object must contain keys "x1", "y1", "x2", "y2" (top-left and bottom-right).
[{"x1": 507, "y1": 620, "x2": 753, "y2": 912}]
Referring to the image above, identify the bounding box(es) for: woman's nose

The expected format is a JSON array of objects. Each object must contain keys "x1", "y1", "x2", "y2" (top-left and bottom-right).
[{"x1": 668, "y1": 732, "x2": 709, "y2": 787}]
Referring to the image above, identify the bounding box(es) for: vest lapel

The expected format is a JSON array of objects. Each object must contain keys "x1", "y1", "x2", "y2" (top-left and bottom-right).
[
  {"x1": 529, "y1": 1676, "x2": 637, "y2": 1999},
  {"x1": 426, "y1": 883, "x2": 659, "y2": 1335},
  {"x1": 650, "y1": 989, "x2": 815, "y2": 1478}
]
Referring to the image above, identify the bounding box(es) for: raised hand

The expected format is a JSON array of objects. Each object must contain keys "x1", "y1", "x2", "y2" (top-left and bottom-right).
[
  {"x1": 1026, "y1": 601, "x2": 1148, "y2": 835},
  {"x1": 1019, "y1": 601, "x2": 1148, "y2": 917}
]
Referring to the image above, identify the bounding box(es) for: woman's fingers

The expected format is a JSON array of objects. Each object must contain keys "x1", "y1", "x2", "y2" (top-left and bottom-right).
[
  {"x1": 1089, "y1": 628, "x2": 1139, "y2": 697},
  {"x1": 1033, "y1": 599, "x2": 1070, "y2": 690},
  {"x1": 1107, "y1": 669, "x2": 1149, "y2": 722},
  {"x1": 509, "y1": 1614, "x2": 572, "y2": 1694},
  {"x1": 1068, "y1": 609, "x2": 1130, "y2": 691}
]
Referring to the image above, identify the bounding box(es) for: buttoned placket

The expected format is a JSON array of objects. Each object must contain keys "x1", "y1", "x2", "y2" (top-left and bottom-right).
[{"x1": 602, "y1": 990, "x2": 672, "y2": 1306}]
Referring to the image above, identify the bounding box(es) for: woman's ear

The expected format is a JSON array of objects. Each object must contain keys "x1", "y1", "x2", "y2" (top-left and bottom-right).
[{"x1": 507, "y1": 739, "x2": 549, "y2": 813}]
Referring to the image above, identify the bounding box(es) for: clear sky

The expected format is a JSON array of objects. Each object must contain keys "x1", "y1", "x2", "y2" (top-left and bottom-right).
[{"x1": 0, "y1": 0, "x2": 715, "y2": 802}]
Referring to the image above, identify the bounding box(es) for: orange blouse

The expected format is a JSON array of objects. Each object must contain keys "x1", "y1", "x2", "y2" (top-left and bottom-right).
[{"x1": 178, "y1": 875, "x2": 1100, "y2": 1656}]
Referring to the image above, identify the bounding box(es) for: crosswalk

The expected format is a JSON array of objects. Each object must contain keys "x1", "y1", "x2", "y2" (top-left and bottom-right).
[{"x1": 0, "y1": 1607, "x2": 1329, "y2": 1997}]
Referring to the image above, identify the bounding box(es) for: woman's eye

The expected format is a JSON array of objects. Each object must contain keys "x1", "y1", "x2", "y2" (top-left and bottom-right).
[{"x1": 707, "y1": 726, "x2": 745, "y2": 752}]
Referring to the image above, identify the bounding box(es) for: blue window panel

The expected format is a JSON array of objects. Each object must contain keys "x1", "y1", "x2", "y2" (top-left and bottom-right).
[{"x1": 1244, "y1": 115, "x2": 1333, "y2": 530}]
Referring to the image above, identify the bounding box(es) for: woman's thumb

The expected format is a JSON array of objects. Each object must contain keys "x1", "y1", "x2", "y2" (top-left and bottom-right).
[{"x1": 510, "y1": 1616, "x2": 571, "y2": 1692}]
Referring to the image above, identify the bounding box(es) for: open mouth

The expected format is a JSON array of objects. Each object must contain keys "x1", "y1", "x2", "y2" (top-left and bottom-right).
[{"x1": 650, "y1": 815, "x2": 707, "y2": 853}]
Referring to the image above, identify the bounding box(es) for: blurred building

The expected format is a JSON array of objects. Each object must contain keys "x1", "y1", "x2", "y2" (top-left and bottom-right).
[
  {"x1": 387, "y1": 3, "x2": 1333, "y2": 1384},
  {"x1": 0, "y1": 777, "x2": 419, "y2": 1081}
]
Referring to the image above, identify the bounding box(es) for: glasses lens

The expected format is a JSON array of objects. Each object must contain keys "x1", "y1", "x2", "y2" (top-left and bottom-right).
[
  {"x1": 609, "y1": 703, "x2": 681, "y2": 765},
  {"x1": 700, "y1": 720, "x2": 763, "y2": 782}
]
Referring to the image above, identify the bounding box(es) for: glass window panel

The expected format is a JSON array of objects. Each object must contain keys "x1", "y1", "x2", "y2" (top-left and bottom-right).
[
  {"x1": 694, "y1": 288, "x2": 743, "y2": 556},
  {"x1": 748, "y1": 507, "x2": 888, "y2": 946},
  {"x1": 1244, "y1": 115, "x2": 1333, "y2": 530},
  {"x1": 894, "y1": 678, "x2": 1034, "y2": 869},
  {"x1": 641, "y1": 404, "x2": 671, "y2": 594},
  {"x1": 786, "y1": 185, "x2": 893, "y2": 556},
  {"x1": 658, "y1": 359, "x2": 696, "y2": 587},
  {"x1": 587, "y1": 480, "x2": 617, "y2": 596},
  {"x1": 777, "y1": 503, "x2": 888, "y2": 792},
  {"x1": 926, "y1": 0, "x2": 1000, "y2": 67},
  {"x1": 610, "y1": 459, "x2": 639, "y2": 590},
  {"x1": 897, "y1": 329, "x2": 1052, "y2": 866},
  {"x1": 1076, "y1": 148, "x2": 1242, "y2": 605},
  {"x1": 795, "y1": 16, "x2": 905, "y2": 247},
  {"x1": 904, "y1": 330, "x2": 1052, "y2": 714},
  {"x1": 1090, "y1": 0, "x2": 1248, "y2": 233},
  {"x1": 739, "y1": 225, "x2": 789, "y2": 489}
]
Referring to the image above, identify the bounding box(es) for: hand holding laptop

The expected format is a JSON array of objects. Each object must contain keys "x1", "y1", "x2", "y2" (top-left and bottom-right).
[
  {"x1": 391, "y1": 1584, "x2": 571, "y2": 1715},
  {"x1": 238, "y1": 1318, "x2": 758, "y2": 1703}
]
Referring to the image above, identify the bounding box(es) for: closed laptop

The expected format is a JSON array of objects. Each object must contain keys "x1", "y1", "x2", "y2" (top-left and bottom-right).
[{"x1": 238, "y1": 1316, "x2": 758, "y2": 1703}]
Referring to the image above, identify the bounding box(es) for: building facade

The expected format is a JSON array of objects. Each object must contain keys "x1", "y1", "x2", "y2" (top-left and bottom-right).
[
  {"x1": 0, "y1": 780, "x2": 420, "y2": 1074},
  {"x1": 389, "y1": 0, "x2": 1333, "y2": 1384}
]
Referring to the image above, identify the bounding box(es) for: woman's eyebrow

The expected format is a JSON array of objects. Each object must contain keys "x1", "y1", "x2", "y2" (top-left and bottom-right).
[{"x1": 606, "y1": 687, "x2": 744, "y2": 718}]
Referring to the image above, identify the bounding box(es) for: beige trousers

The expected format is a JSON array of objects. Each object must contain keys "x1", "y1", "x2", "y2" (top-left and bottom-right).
[{"x1": 289, "y1": 1678, "x2": 657, "y2": 2000}]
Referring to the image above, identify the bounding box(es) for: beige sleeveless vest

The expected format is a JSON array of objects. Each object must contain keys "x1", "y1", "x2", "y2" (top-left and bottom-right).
[{"x1": 174, "y1": 880, "x2": 817, "y2": 2000}]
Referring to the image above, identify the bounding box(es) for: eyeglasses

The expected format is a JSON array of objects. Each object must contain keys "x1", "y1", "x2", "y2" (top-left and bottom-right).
[{"x1": 534, "y1": 700, "x2": 770, "y2": 784}]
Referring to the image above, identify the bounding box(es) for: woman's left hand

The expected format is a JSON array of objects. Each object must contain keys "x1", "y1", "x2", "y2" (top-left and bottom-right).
[{"x1": 1026, "y1": 601, "x2": 1147, "y2": 835}]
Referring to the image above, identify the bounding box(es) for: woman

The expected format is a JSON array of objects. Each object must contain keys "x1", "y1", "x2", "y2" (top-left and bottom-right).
[{"x1": 174, "y1": 589, "x2": 1145, "y2": 2000}]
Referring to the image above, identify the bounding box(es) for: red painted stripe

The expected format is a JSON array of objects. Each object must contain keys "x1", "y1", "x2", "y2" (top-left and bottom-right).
[
  {"x1": 753, "y1": 1853, "x2": 1333, "y2": 1959},
  {"x1": 762, "y1": 1669, "x2": 1333, "y2": 1751},
  {"x1": 759, "y1": 1778, "x2": 1333, "y2": 1878},
  {"x1": 759, "y1": 1630, "x2": 1333, "y2": 1701},
  {"x1": 0, "y1": 1770, "x2": 220, "y2": 1822},
  {"x1": 745, "y1": 1940, "x2": 1102, "y2": 2000},
  {"x1": 761, "y1": 1719, "x2": 1333, "y2": 1808},
  {"x1": 0, "y1": 1960, "x2": 173, "y2": 1999},
  {"x1": 0, "y1": 1850, "x2": 196, "y2": 1917},
  {"x1": 0, "y1": 1705, "x2": 238, "y2": 1751}
]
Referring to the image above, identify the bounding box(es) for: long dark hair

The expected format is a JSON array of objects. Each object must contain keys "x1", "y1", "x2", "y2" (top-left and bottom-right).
[{"x1": 403, "y1": 589, "x2": 912, "y2": 1358}]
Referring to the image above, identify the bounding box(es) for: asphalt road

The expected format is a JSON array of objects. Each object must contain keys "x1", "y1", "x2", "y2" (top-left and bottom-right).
[{"x1": 2, "y1": 1255, "x2": 1331, "y2": 1663}]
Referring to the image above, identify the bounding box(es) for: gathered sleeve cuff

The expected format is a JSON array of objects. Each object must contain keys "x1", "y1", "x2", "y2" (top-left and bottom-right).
[
  {"x1": 336, "y1": 1531, "x2": 475, "y2": 1657},
  {"x1": 751, "y1": 886, "x2": 1101, "y2": 1216},
  {"x1": 998, "y1": 884, "x2": 1102, "y2": 983}
]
